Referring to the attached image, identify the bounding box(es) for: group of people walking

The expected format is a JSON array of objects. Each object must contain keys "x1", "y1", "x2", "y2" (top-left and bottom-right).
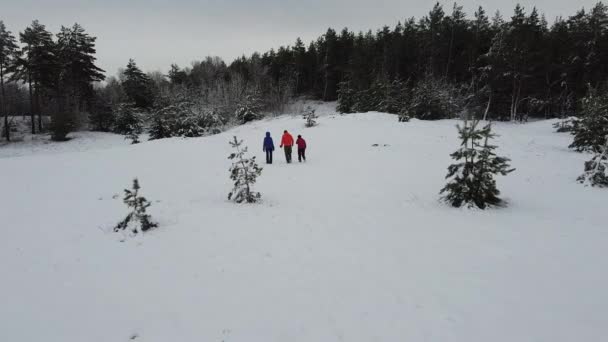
[{"x1": 263, "y1": 130, "x2": 307, "y2": 164}]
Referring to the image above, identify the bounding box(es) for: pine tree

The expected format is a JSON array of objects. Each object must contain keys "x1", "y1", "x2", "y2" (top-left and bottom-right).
[
  {"x1": 52, "y1": 24, "x2": 105, "y2": 141},
  {"x1": 303, "y1": 106, "x2": 318, "y2": 127},
  {"x1": 12, "y1": 20, "x2": 57, "y2": 134},
  {"x1": 578, "y1": 136, "x2": 608, "y2": 188},
  {"x1": 114, "y1": 178, "x2": 158, "y2": 234},
  {"x1": 336, "y1": 80, "x2": 355, "y2": 113},
  {"x1": 440, "y1": 120, "x2": 515, "y2": 209},
  {"x1": 113, "y1": 102, "x2": 142, "y2": 136},
  {"x1": 228, "y1": 136, "x2": 262, "y2": 203},
  {"x1": 578, "y1": 137, "x2": 608, "y2": 187},
  {"x1": 122, "y1": 59, "x2": 155, "y2": 109},
  {"x1": 235, "y1": 91, "x2": 263, "y2": 123},
  {"x1": 570, "y1": 87, "x2": 608, "y2": 152},
  {"x1": 0, "y1": 21, "x2": 18, "y2": 142}
]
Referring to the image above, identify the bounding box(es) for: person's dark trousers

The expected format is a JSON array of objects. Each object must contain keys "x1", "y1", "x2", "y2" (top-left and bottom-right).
[
  {"x1": 265, "y1": 150, "x2": 273, "y2": 164},
  {"x1": 284, "y1": 146, "x2": 292, "y2": 163},
  {"x1": 298, "y1": 148, "x2": 306, "y2": 162}
]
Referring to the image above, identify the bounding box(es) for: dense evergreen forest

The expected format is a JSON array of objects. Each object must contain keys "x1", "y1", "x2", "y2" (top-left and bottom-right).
[{"x1": 1, "y1": 2, "x2": 608, "y2": 142}]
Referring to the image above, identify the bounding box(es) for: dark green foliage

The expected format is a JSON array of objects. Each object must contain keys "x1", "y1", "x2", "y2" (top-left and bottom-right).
[
  {"x1": 89, "y1": 95, "x2": 115, "y2": 132},
  {"x1": 440, "y1": 120, "x2": 515, "y2": 209},
  {"x1": 228, "y1": 136, "x2": 262, "y2": 203},
  {"x1": 49, "y1": 113, "x2": 74, "y2": 141},
  {"x1": 577, "y1": 140, "x2": 608, "y2": 187},
  {"x1": 570, "y1": 88, "x2": 608, "y2": 153},
  {"x1": 115, "y1": 179, "x2": 158, "y2": 234},
  {"x1": 122, "y1": 59, "x2": 155, "y2": 109},
  {"x1": 0, "y1": 21, "x2": 18, "y2": 141},
  {"x1": 336, "y1": 81, "x2": 355, "y2": 114}
]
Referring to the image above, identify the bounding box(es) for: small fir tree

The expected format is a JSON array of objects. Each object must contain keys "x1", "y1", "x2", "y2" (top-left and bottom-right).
[
  {"x1": 228, "y1": 136, "x2": 262, "y2": 203},
  {"x1": 125, "y1": 130, "x2": 140, "y2": 144},
  {"x1": 115, "y1": 178, "x2": 158, "y2": 234},
  {"x1": 113, "y1": 102, "x2": 142, "y2": 136},
  {"x1": 553, "y1": 118, "x2": 579, "y2": 133},
  {"x1": 303, "y1": 106, "x2": 318, "y2": 127},
  {"x1": 577, "y1": 137, "x2": 608, "y2": 187},
  {"x1": 570, "y1": 87, "x2": 608, "y2": 153},
  {"x1": 440, "y1": 120, "x2": 515, "y2": 209},
  {"x1": 398, "y1": 108, "x2": 411, "y2": 122}
]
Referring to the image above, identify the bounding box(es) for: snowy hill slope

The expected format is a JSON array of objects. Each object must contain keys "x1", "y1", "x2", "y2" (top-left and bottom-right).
[{"x1": 0, "y1": 112, "x2": 606, "y2": 342}]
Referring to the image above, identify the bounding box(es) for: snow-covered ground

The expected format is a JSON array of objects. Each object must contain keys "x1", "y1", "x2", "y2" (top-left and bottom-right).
[{"x1": 0, "y1": 110, "x2": 606, "y2": 342}]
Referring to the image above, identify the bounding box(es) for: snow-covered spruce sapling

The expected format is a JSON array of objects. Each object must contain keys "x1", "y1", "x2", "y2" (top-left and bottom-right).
[
  {"x1": 440, "y1": 120, "x2": 515, "y2": 209},
  {"x1": 228, "y1": 136, "x2": 262, "y2": 203},
  {"x1": 126, "y1": 130, "x2": 140, "y2": 144},
  {"x1": 398, "y1": 108, "x2": 411, "y2": 122},
  {"x1": 115, "y1": 178, "x2": 158, "y2": 234},
  {"x1": 303, "y1": 106, "x2": 318, "y2": 127},
  {"x1": 570, "y1": 87, "x2": 608, "y2": 153},
  {"x1": 578, "y1": 137, "x2": 608, "y2": 187}
]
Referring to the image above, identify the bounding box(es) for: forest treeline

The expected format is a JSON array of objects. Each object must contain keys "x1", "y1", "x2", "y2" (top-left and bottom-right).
[{"x1": 1, "y1": 2, "x2": 608, "y2": 141}]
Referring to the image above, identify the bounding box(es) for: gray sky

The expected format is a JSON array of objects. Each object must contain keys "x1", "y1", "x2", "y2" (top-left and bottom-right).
[{"x1": 1, "y1": 0, "x2": 600, "y2": 76}]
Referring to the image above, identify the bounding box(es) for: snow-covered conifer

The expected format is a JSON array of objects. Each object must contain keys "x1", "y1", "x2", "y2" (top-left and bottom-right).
[
  {"x1": 228, "y1": 136, "x2": 262, "y2": 203},
  {"x1": 398, "y1": 108, "x2": 411, "y2": 122},
  {"x1": 440, "y1": 120, "x2": 515, "y2": 209},
  {"x1": 235, "y1": 92, "x2": 263, "y2": 123},
  {"x1": 570, "y1": 87, "x2": 608, "y2": 152},
  {"x1": 113, "y1": 102, "x2": 142, "y2": 136},
  {"x1": 578, "y1": 138, "x2": 608, "y2": 187},
  {"x1": 303, "y1": 106, "x2": 318, "y2": 127},
  {"x1": 115, "y1": 178, "x2": 158, "y2": 234}
]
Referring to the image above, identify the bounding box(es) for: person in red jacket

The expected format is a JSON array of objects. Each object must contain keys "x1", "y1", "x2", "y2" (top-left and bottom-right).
[
  {"x1": 296, "y1": 135, "x2": 307, "y2": 162},
  {"x1": 280, "y1": 130, "x2": 294, "y2": 163}
]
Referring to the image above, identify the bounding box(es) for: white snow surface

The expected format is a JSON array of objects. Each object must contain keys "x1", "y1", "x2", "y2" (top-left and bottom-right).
[{"x1": 0, "y1": 111, "x2": 606, "y2": 342}]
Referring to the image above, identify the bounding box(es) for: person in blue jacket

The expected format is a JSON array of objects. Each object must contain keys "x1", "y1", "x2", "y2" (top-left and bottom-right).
[{"x1": 263, "y1": 132, "x2": 275, "y2": 164}]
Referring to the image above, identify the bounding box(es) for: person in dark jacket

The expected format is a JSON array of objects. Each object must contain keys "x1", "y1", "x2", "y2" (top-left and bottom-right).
[
  {"x1": 263, "y1": 132, "x2": 274, "y2": 164},
  {"x1": 296, "y1": 135, "x2": 307, "y2": 162}
]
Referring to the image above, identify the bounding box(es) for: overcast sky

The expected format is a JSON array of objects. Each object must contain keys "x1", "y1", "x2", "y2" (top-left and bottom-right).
[{"x1": 1, "y1": 0, "x2": 600, "y2": 76}]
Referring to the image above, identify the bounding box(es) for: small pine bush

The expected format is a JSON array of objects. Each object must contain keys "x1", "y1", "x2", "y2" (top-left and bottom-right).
[
  {"x1": 228, "y1": 136, "x2": 263, "y2": 203},
  {"x1": 115, "y1": 178, "x2": 158, "y2": 234}
]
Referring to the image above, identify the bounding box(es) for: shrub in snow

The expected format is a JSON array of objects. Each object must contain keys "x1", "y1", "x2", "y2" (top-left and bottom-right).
[
  {"x1": 398, "y1": 108, "x2": 411, "y2": 122},
  {"x1": 149, "y1": 95, "x2": 224, "y2": 140},
  {"x1": 113, "y1": 103, "x2": 142, "y2": 136},
  {"x1": 235, "y1": 92, "x2": 263, "y2": 124},
  {"x1": 126, "y1": 130, "x2": 140, "y2": 144},
  {"x1": 578, "y1": 139, "x2": 608, "y2": 187},
  {"x1": 570, "y1": 88, "x2": 608, "y2": 153},
  {"x1": 303, "y1": 106, "x2": 318, "y2": 127},
  {"x1": 115, "y1": 178, "x2": 158, "y2": 234},
  {"x1": 553, "y1": 118, "x2": 579, "y2": 133},
  {"x1": 440, "y1": 120, "x2": 515, "y2": 209},
  {"x1": 228, "y1": 136, "x2": 262, "y2": 203},
  {"x1": 407, "y1": 76, "x2": 465, "y2": 120}
]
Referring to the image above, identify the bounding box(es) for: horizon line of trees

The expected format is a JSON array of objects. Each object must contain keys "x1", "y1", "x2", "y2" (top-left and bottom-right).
[{"x1": 2, "y1": 2, "x2": 608, "y2": 142}]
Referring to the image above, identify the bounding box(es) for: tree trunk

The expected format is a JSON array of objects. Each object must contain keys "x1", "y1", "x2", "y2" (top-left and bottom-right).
[
  {"x1": 1, "y1": 64, "x2": 8, "y2": 141},
  {"x1": 36, "y1": 82, "x2": 42, "y2": 132},
  {"x1": 28, "y1": 74, "x2": 35, "y2": 134},
  {"x1": 483, "y1": 91, "x2": 492, "y2": 121}
]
